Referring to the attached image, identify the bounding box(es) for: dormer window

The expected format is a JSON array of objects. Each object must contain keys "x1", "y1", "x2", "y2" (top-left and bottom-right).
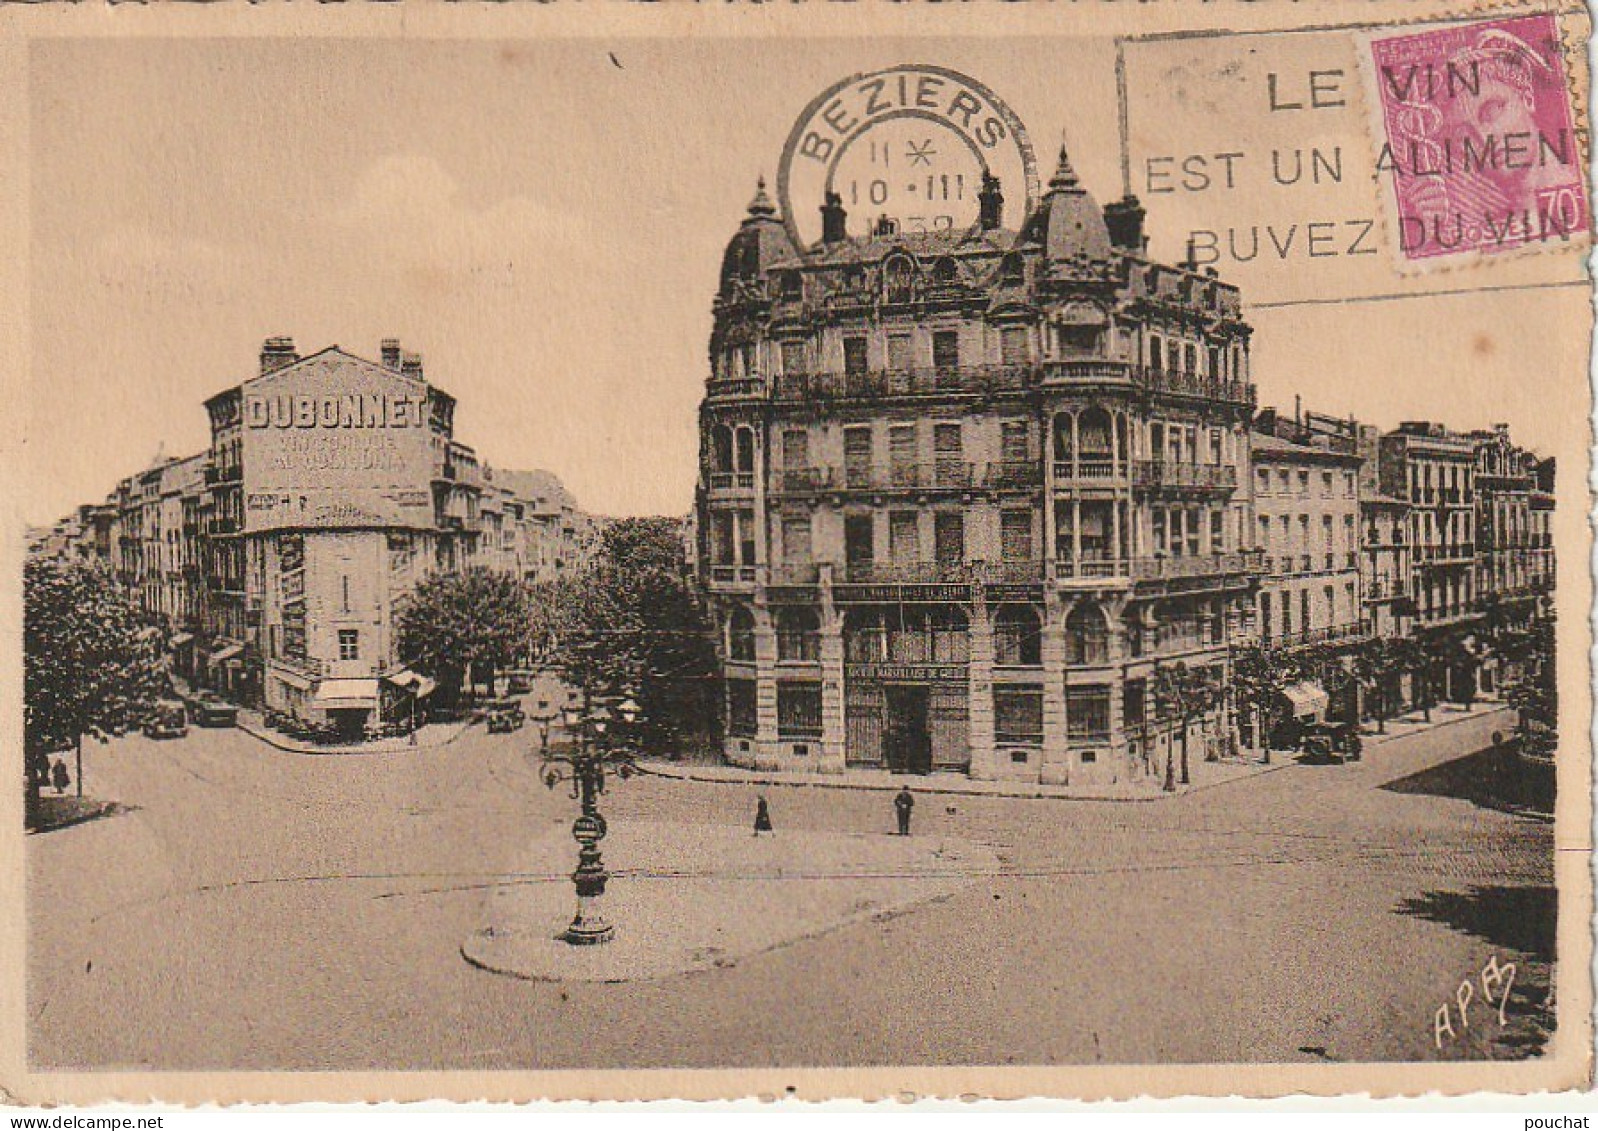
[
  {"x1": 778, "y1": 270, "x2": 802, "y2": 300},
  {"x1": 884, "y1": 256, "x2": 917, "y2": 304},
  {"x1": 932, "y1": 257, "x2": 960, "y2": 285},
  {"x1": 999, "y1": 253, "x2": 1025, "y2": 285}
]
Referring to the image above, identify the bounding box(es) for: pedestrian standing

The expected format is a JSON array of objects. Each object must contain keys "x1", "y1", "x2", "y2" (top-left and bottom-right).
[
  {"x1": 894, "y1": 786, "x2": 914, "y2": 836},
  {"x1": 753, "y1": 792, "x2": 773, "y2": 837},
  {"x1": 51, "y1": 758, "x2": 70, "y2": 796}
]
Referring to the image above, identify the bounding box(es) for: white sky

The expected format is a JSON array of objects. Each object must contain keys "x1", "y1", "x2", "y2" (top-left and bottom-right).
[{"x1": 25, "y1": 36, "x2": 1588, "y2": 524}]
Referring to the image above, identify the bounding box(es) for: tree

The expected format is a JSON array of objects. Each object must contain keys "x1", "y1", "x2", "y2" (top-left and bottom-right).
[
  {"x1": 1232, "y1": 643, "x2": 1291, "y2": 761},
  {"x1": 1503, "y1": 612, "x2": 1556, "y2": 759},
  {"x1": 1152, "y1": 661, "x2": 1220, "y2": 787},
  {"x1": 24, "y1": 553, "x2": 166, "y2": 813},
  {"x1": 1391, "y1": 635, "x2": 1431, "y2": 721},
  {"x1": 547, "y1": 518, "x2": 718, "y2": 757},
  {"x1": 395, "y1": 566, "x2": 534, "y2": 705},
  {"x1": 1353, "y1": 636, "x2": 1400, "y2": 733}
]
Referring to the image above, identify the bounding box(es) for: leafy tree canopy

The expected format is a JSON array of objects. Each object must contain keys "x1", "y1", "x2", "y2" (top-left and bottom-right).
[
  {"x1": 395, "y1": 566, "x2": 535, "y2": 696},
  {"x1": 24, "y1": 553, "x2": 166, "y2": 781}
]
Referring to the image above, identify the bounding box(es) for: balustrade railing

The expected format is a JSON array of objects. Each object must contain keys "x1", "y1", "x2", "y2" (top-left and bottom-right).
[{"x1": 1131, "y1": 460, "x2": 1237, "y2": 490}]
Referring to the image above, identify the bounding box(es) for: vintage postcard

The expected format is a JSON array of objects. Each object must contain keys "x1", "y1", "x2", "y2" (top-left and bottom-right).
[{"x1": 0, "y1": 0, "x2": 1591, "y2": 1106}]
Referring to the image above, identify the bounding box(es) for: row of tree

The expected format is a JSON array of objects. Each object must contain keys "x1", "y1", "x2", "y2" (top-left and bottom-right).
[
  {"x1": 24, "y1": 553, "x2": 169, "y2": 813},
  {"x1": 394, "y1": 517, "x2": 720, "y2": 756},
  {"x1": 1230, "y1": 609, "x2": 1553, "y2": 758}
]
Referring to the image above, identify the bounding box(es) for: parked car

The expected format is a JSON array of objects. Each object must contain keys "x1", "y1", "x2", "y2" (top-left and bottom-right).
[
  {"x1": 485, "y1": 698, "x2": 526, "y2": 734},
  {"x1": 188, "y1": 692, "x2": 238, "y2": 728},
  {"x1": 1299, "y1": 720, "x2": 1362, "y2": 764},
  {"x1": 144, "y1": 699, "x2": 189, "y2": 740}
]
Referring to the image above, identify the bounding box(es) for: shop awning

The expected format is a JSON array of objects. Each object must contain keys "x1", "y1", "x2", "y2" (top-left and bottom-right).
[
  {"x1": 210, "y1": 643, "x2": 244, "y2": 665},
  {"x1": 274, "y1": 668, "x2": 312, "y2": 692},
  {"x1": 315, "y1": 679, "x2": 380, "y2": 707},
  {"x1": 387, "y1": 670, "x2": 439, "y2": 699},
  {"x1": 1282, "y1": 681, "x2": 1329, "y2": 719},
  {"x1": 169, "y1": 632, "x2": 194, "y2": 648}
]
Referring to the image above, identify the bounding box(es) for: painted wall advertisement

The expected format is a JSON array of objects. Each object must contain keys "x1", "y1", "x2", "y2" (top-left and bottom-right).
[{"x1": 240, "y1": 356, "x2": 437, "y2": 533}]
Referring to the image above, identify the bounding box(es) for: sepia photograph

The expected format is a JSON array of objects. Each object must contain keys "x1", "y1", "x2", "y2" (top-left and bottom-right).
[{"x1": 3, "y1": 1, "x2": 1593, "y2": 1105}]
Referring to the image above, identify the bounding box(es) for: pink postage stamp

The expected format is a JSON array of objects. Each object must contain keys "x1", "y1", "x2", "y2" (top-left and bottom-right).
[{"x1": 1367, "y1": 13, "x2": 1588, "y2": 262}]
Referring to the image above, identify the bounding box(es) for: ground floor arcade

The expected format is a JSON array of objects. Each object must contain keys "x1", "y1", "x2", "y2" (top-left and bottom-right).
[{"x1": 714, "y1": 586, "x2": 1246, "y2": 787}]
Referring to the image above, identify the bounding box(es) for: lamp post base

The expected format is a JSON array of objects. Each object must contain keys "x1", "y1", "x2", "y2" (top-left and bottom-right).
[{"x1": 560, "y1": 903, "x2": 615, "y2": 946}]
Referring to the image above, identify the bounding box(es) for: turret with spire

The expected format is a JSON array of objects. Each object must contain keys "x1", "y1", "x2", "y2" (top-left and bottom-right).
[
  {"x1": 1020, "y1": 133, "x2": 1112, "y2": 264},
  {"x1": 718, "y1": 174, "x2": 797, "y2": 297}
]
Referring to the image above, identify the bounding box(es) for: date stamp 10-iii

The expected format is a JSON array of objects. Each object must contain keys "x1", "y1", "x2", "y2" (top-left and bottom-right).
[{"x1": 1366, "y1": 13, "x2": 1589, "y2": 263}]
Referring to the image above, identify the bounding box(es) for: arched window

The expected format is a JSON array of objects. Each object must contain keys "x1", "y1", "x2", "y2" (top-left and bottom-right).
[
  {"x1": 993, "y1": 605, "x2": 1042, "y2": 666},
  {"x1": 884, "y1": 256, "x2": 917, "y2": 304},
  {"x1": 932, "y1": 256, "x2": 960, "y2": 285},
  {"x1": 735, "y1": 427, "x2": 756, "y2": 474},
  {"x1": 728, "y1": 607, "x2": 756, "y2": 662},
  {"x1": 1065, "y1": 602, "x2": 1110, "y2": 665},
  {"x1": 1078, "y1": 406, "x2": 1113, "y2": 459},
  {"x1": 1122, "y1": 605, "x2": 1144, "y2": 659},
  {"x1": 776, "y1": 607, "x2": 820, "y2": 662},
  {"x1": 712, "y1": 426, "x2": 734, "y2": 473}
]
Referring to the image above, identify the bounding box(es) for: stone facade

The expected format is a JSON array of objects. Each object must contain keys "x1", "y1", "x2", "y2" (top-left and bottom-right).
[{"x1": 696, "y1": 153, "x2": 1259, "y2": 785}]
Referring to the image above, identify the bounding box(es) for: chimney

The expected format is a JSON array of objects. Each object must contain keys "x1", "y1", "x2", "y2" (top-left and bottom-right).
[
  {"x1": 381, "y1": 338, "x2": 401, "y2": 370},
  {"x1": 978, "y1": 173, "x2": 1004, "y2": 231},
  {"x1": 874, "y1": 215, "x2": 899, "y2": 237},
  {"x1": 820, "y1": 191, "x2": 847, "y2": 244},
  {"x1": 400, "y1": 351, "x2": 424, "y2": 381},
  {"x1": 260, "y1": 336, "x2": 298, "y2": 375},
  {"x1": 1104, "y1": 195, "x2": 1146, "y2": 251}
]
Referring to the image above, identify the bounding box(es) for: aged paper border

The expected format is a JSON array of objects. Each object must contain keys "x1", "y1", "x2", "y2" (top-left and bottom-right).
[{"x1": 0, "y1": 0, "x2": 1590, "y2": 1105}]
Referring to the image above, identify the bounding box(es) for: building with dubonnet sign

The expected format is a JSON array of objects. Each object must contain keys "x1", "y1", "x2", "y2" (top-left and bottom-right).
[{"x1": 52, "y1": 338, "x2": 597, "y2": 739}]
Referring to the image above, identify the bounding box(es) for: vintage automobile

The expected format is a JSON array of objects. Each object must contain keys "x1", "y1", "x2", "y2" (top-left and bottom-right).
[
  {"x1": 1298, "y1": 720, "x2": 1363, "y2": 764},
  {"x1": 485, "y1": 698, "x2": 526, "y2": 734},
  {"x1": 504, "y1": 670, "x2": 535, "y2": 696},
  {"x1": 144, "y1": 699, "x2": 189, "y2": 740},
  {"x1": 187, "y1": 692, "x2": 239, "y2": 728}
]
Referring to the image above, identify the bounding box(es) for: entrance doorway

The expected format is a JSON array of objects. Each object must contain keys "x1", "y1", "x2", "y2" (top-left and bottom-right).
[
  {"x1": 884, "y1": 686, "x2": 932, "y2": 775},
  {"x1": 329, "y1": 708, "x2": 369, "y2": 743}
]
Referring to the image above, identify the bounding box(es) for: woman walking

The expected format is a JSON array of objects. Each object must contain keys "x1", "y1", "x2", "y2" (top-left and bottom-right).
[{"x1": 753, "y1": 792, "x2": 773, "y2": 837}]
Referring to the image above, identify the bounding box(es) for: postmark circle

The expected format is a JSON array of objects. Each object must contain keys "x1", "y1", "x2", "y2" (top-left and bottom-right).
[{"x1": 777, "y1": 64, "x2": 1038, "y2": 252}]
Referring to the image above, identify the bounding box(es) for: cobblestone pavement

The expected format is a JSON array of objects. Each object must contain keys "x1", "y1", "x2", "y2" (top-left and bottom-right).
[{"x1": 26, "y1": 705, "x2": 1558, "y2": 1071}]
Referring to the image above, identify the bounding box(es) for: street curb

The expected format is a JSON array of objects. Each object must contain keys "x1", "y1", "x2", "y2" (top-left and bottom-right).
[
  {"x1": 637, "y1": 705, "x2": 1517, "y2": 804},
  {"x1": 635, "y1": 762, "x2": 1211, "y2": 803},
  {"x1": 1362, "y1": 704, "x2": 1515, "y2": 748},
  {"x1": 236, "y1": 718, "x2": 476, "y2": 757}
]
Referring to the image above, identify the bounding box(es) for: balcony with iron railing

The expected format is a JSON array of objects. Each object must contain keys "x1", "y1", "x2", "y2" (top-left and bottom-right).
[
  {"x1": 1051, "y1": 550, "x2": 1263, "y2": 584},
  {"x1": 1268, "y1": 623, "x2": 1367, "y2": 648},
  {"x1": 770, "y1": 462, "x2": 1040, "y2": 496},
  {"x1": 1134, "y1": 366, "x2": 1257, "y2": 407},
  {"x1": 705, "y1": 376, "x2": 769, "y2": 400},
  {"x1": 1052, "y1": 456, "x2": 1122, "y2": 486},
  {"x1": 707, "y1": 564, "x2": 760, "y2": 586},
  {"x1": 771, "y1": 365, "x2": 1033, "y2": 403},
  {"x1": 842, "y1": 560, "x2": 974, "y2": 585},
  {"x1": 1131, "y1": 460, "x2": 1238, "y2": 491},
  {"x1": 1364, "y1": 578, "x2": 1410, "y2": 601},
  {"x1": 707, "y1": 471, "x2": 758, "y2": 493}
]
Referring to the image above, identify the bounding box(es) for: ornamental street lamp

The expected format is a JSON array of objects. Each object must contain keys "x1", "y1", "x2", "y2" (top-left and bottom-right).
[{"x1": 540, "y1": 692, "x2": 640, "y2": 946}]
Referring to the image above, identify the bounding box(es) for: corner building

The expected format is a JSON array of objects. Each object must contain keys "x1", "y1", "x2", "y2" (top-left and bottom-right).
[{"x1": 696, "y1": 148, "x2": 1262, "y2": 786}]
